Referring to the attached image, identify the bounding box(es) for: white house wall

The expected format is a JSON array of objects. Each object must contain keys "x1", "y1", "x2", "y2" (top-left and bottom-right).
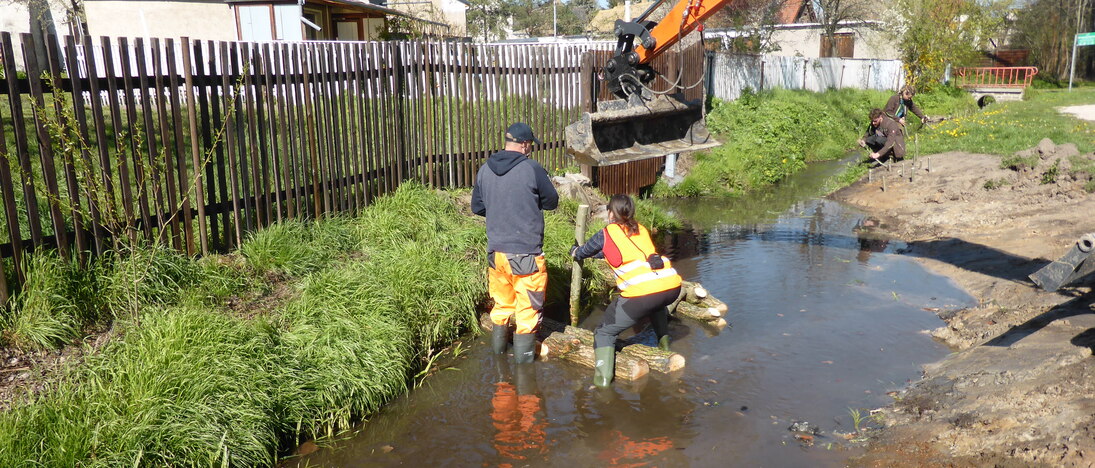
[
  {"x1": 84, "y1": 0, "x2": 238, "y2": 41},
  {"x1": 0, "y1": 1, "x2": 80, "y2": 69},
  {"x1": 767, "y1": 27, "x2": 899, "y2": 60}
]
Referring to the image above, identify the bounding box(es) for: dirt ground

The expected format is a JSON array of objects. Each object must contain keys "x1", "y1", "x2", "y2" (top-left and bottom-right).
[{"x1": 830, "y1": 130, "x2": 1095, "y2": 466}]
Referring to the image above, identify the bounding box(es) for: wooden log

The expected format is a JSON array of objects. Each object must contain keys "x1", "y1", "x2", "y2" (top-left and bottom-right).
[
  {"x1": 479, "y1": 314, "x2": 684, "y2": 380},
  {"x1": 674, "y1": 301, "x2": 723, "y2": 323},
  {"x1": 682, "y1": 281, "x2": 729, "y2": 314},
  {"x1": 538, "y1": 318, "x2": 685, "y2": 374},
  {"x1": 682, "y1": 280, "x2": 707, "y2": 302}
]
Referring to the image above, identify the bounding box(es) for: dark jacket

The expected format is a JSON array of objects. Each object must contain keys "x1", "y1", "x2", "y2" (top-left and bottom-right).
[
  {"x1": 883, "y1": 93, "x2": 925, "y2": 122},
  {"x1": 869, "y1": 115, "x2": 906, "y2": 158},
  {"x1": 471, "y1": 150, "x2": 559, "y2": 255}
]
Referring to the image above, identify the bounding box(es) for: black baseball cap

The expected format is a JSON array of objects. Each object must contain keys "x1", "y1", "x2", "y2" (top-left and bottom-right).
[{"x1": 505, "y1": 122, "x2": 541, "y2": 145}]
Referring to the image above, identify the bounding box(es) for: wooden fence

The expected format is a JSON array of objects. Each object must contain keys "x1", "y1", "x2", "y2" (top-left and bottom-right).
[{"x1": 0, "y1": 33, "x2": 706, "y2": 300}]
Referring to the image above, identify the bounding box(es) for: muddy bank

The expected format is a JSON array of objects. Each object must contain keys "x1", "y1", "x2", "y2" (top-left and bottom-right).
[{"x1": 830, "y1": 140, "x2": 1095, "y2": 466}]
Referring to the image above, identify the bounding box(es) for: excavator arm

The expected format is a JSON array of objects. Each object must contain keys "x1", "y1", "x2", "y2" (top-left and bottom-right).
[
  {"x1": 604, "y1": 0, "x2": 736, "y2": 97},
  {"x1": 565, "y1": 0, "x2": 738, "y2": 166}
]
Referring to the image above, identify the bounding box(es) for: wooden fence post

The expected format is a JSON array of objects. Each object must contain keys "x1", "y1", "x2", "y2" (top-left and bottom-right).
[{"x1": 570, "y1": 204, "x2": 590, "y2": 326}]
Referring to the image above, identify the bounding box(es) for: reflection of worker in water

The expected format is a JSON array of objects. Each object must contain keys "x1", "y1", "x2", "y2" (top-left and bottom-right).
[
  {"x1": 571, "y1": 194, "x2": 683, "y2": 387},
  {"x1": 574, "y1": 381, "x2": 691, "y2": 467},
  {"x1": 884, "y1": 85, "x2": 926, "y2": 127},
  {"x1": 472, "y1": 122, "x2": 559, "y2": 364},
  {"x1": 858, "y1": 108, "x2": 906, "y2": 163},
  {"x1": 856, "y1": 236, "x2": 890, "y2": 263},
  {"x1": 491, "y1": 363, "x2": 547, "y2": 463}
]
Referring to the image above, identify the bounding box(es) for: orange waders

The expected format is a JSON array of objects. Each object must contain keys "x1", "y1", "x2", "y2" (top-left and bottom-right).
[{"x1": 488, "y1": 252, "x2": 547, "y2": 362}]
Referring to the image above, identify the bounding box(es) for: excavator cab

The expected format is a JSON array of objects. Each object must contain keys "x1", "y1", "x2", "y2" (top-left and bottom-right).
[{"x1": 564, "y1": 1, "x2": 726, "y2": 166}]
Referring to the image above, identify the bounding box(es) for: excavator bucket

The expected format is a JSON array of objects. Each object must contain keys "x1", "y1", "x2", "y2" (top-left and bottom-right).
[
  {"x1": 565, "y1": 94, "x2": 721, "y2": 167},
  {"x1": 1030, "y1": 233, "x2": 1095, "y2": 292}
]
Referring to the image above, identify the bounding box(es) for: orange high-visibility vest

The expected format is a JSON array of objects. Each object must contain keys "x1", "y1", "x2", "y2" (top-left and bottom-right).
[{"x1": 602, "y1": 223, "x2": 682, "y2": 297}]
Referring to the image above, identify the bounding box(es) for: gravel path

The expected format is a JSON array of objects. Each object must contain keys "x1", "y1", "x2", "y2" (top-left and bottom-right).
[{"x1": 1059, "y1": 104, "x2": 1095, "y2": 121}]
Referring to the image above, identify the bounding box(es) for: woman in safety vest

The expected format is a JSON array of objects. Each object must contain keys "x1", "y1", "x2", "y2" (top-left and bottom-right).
[{"x1": 571, "y1": 194, "x2": 682, "y2": 387}]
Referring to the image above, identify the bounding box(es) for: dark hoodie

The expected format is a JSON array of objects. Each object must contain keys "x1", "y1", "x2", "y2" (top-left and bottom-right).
[{"x1": 471, "y1": 150, "x2": 559, "y2": 255}]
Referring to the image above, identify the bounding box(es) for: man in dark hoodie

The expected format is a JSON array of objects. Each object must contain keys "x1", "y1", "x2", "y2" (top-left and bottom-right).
[{"x1": 471, "y1": 122, "x2": 559, "y2": 364}]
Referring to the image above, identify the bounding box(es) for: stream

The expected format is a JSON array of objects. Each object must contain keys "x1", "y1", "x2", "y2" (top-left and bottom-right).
[{"x1": 286, "y1": 158, "x2": 974, "y2": 467}]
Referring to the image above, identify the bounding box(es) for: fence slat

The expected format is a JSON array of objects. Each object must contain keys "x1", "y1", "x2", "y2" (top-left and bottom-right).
[
  {"x1": 2, "y1": 33, "x2": 46, "y2": 247},
  {"x1": 180, "y1": 37, "x2": 208, "y2": 256},
  {"x1": 218, "y1": 41, "x2": 243, "y2": 247},
  {"x1": 64, "y1": 36, "x2": 105, "y2": 256},
  {"x1": 22, "y1": 33, "x2": 71, "y2": 257},
  {"x1": 134, "y1": 38, "x2": 171, "y2": 246},
  {"x1": 0, "y1": 43, "x2": 25, "y2": 283},
  {"x1": 151, "y1": 38, "x2": 183, "y2": 251},
  {"x1": 236, "y1": 44, "x2": 257, "y2": 232}
]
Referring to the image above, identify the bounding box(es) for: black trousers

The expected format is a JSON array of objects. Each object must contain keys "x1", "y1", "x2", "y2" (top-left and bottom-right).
[
  {"x1": 594, "y1": 287, "x2": 682, "y2": 349},
  {"x1": 864, "y1": 134, "x2": 887, "y2": 153}
]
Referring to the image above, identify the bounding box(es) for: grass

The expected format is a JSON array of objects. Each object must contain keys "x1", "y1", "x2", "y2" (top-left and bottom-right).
[
  {"x1": 918, "y1": 88, "x2": 1095, "y2": 156},
  {"x1": 0, "y1": 181, "x2": 677, "y2": 466},
  {"x1": 653, "y1": 87, "x2": 976, "y2": 197}
]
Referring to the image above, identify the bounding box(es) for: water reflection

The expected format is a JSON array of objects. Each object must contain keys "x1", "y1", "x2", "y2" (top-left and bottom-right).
[{"x1": 490, "y1": 363, "x2": 547, "y2": 464}]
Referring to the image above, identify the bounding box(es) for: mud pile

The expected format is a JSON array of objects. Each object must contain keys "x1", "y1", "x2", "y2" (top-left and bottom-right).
[{"x1": 832, "y1": 141, "x2": 1095, "y2": 467}]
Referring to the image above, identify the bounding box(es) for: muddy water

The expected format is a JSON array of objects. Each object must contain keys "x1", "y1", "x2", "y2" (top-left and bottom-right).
[{"x1": 287, "y1": 160, "x2": 974, "y2": 467}]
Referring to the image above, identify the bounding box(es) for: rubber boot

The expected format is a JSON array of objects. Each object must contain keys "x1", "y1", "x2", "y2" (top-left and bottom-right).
[
  {"x1": 513, "y1": 333, "x2": 537, "y2": 364},
  {"x1": 593, "y1": 346, "x2": 615, "y2": 387},
  {"x1": 658, "y1": 335, "x2": 671, "y2": 351},
  {"x1": 491, "y1": 322, "x2": 509, "y2": 355}
]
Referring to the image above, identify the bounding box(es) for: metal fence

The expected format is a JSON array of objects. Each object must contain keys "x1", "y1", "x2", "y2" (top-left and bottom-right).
[{"x1": 706, "y1": 52, "x2": 906, "y2": 100}]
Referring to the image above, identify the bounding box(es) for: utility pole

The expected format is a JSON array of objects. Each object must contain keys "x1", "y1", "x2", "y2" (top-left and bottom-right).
[
  {"x1": 1070, "y1": 0, "x2": 1085, "y2": 91},
  {"x1": 554, "y1": 0, "x2": 558, "y2": 38}
]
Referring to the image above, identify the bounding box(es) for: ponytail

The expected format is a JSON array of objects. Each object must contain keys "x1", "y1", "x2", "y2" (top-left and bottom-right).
[{"x1": 607, "y1": 194, "x2": 639, "y2": 236}]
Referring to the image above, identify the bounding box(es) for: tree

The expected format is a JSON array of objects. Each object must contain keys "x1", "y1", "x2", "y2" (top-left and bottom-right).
[
  {"x1": 883, "y1": 0, "x2": 1010, "y2": 91},
  {"x1": 705, "y1": 0, "x2": 790, "y2": 53},
  {"x1": 510, "y1": 0, "x2": 555, "y2": 37},
  {"x1": 1013, "y1": 0, "x2": 1094, "y2": 81},
  {"x1": 466, "y1": 0, "x2": 513, "y2": 41},
  {"x1": 814, "y1": 0, "x2": 871, "y2": 57}
]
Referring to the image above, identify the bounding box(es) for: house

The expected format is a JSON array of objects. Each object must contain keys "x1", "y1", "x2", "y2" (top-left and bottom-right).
[{"x1": 80, "y1": 0, "x2": 465, "y2": 42}]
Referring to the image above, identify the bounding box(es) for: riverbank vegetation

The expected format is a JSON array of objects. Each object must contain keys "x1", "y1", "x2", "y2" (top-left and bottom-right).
[
  {"x1": 654, "y1": 87, "x2": 976, "y2": 197},
  {"x1": 658, "y1": 86, "x2": 1095, "y2": 199},
  {"x1": 0, "y1": 183, "x2": 647, "y2": 466}
]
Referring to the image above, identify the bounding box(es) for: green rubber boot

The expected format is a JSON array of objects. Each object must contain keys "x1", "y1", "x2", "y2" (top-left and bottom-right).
[
  {"x1": 513, "y1": 333, "x2": 537, "y2": 364},
  {"x1": 658, "y1": 335, "x2": 671, "y2": 351},
  {"x1": 593, "y1": 346, "x2": 615, "y2": 388},
  {"x1": 491, "y1": 322, "x2": 509, "y2": 355}
]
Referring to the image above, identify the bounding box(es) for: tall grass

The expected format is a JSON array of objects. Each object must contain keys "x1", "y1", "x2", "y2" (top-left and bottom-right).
[
  {"x1": 1, "y1": 251, "x2": 100, "y2": 350},
  {"x1": 0, "y1": 182, "x2": 679, "y2": 467}
]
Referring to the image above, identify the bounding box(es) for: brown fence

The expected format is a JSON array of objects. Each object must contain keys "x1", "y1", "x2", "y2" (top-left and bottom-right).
[{"x1": 0, "y1": 32, "x2": 706, "y2": 300}]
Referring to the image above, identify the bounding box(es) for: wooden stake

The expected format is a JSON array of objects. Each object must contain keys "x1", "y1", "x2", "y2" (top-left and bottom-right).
[{"x1": 570, "y1": 204, "x2": 590, "y2": 325}]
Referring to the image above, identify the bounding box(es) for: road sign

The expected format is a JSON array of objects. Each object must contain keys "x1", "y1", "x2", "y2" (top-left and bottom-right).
[{"x1": 1078, "y1": 32, "x2": 1095, "y2": 46}]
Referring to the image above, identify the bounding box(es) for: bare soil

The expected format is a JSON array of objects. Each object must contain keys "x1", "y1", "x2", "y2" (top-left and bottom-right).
[{"x1": 830, "y1": 139, "x2": 1095, "y2": 467}]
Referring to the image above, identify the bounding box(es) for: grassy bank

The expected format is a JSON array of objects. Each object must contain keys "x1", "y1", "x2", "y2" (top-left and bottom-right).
[
  {"x1": 918, "y1": 88, "x2": 1095, "y2": 156},
  {"x1": 0, "y1": 183, "x2": 657, "y2": 466},
  {"x1": 653, "y1": 87, "x2": 976, "y2": 198}
]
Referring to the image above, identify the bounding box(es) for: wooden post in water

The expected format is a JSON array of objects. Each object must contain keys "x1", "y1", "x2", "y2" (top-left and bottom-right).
[{"x1": 570, "y1": 204, "x2": 590, "y2": 326}]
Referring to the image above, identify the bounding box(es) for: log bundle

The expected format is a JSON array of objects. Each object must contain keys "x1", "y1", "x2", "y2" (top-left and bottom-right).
[
  {"x1": 479, "y1": 314, "x2": 686, "y2": 381},
  {"x1": 671, "y1": 281, "x2": 730, "y2": 329}
]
